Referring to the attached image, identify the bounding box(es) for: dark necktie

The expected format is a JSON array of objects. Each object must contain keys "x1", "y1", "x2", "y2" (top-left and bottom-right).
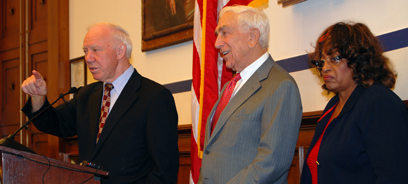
[
  {"x1": 211, "y1": 74, "x2": 241, "y2": 135},
  {"x1": 97, "y1": 83, "x2": 113, "y2": 143}
]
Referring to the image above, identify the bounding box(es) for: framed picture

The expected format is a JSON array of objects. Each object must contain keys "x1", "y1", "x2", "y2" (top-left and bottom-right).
[
  {"x1": 142, "y1": 0, "x2": 195, "y2": 52},
  {"x1": 70, "y1": 56, "x2": 86, "y2": 88},
  {"x1": 277, "y1": 0, "x2": 307, "y2": 7}
]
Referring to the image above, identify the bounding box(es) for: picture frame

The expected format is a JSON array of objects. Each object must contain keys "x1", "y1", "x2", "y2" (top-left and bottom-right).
[
  {"x1": 277, "y1": 0, "x2": 307, "y2": 7},
  {"x1": 142, "y1": 0, "x2": 195, "y2": 52},
  {"x1": 70, "y1": 56, "x2": 86, "y2": 88}
]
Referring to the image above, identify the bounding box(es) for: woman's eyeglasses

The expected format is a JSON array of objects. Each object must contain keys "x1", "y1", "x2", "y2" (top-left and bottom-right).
[{"x1": 311, "y1": 55, "x2": 343, "y2": 70}]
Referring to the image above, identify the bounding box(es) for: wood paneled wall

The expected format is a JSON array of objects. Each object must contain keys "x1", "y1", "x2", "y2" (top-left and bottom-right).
[{"x1": 0, "y1": 0, "x2": 70, "y2": 159}]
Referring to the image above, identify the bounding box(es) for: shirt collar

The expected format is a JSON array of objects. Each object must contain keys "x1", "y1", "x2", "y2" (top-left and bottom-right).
[
  {"x1": 238, "y1": 52, "x2": 269, "y2": 82},
  {"x1": 104, "y1": 65, "x2": 134, "y2": 94}
]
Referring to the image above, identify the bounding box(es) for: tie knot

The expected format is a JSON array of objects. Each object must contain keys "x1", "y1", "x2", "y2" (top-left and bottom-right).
[
  {"x1": 232, "y1": 73, "x2": 241, "y2": 83},
  {"x1": 105, "y1": 83, "x2": 114, "y2": 91}
]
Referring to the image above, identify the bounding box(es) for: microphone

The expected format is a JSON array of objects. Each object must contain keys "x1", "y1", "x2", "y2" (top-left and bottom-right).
[
  {"x1": 60, "y1": 87, "x2": 77, "y2": 102},
  {"x1": 0, "y1": 87, "x2": 78, "y2": 153}
]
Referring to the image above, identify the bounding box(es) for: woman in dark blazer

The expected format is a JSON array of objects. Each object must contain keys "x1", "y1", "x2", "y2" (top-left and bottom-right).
[{"x1": 300, "y1": 22, "x2": 408, "y2": 184}]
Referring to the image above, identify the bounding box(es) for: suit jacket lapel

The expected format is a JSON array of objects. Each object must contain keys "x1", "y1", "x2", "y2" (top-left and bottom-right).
[
  {"x1": 91, "y1": 69, "x2": 141, "y2": 158},
  {"x1": 88, "y1": 83, "x2": 104, "y2": 149},
  {"x1": 208, "y1": 56, "x2": 275, "y2": 143}
]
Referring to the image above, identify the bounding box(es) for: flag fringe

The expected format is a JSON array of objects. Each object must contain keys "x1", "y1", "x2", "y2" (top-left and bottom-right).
[
  {"x1": 197, "y1": 0, "x2": 208, "y2": 160},
  {"x1": 248, "y1": 0, "x2": 269, "y2": 9}
]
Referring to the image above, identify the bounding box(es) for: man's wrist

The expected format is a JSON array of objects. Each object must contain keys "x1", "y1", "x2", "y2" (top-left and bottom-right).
[{"x1": 31, "y1": 96, "x2": 46, "y2": 112}]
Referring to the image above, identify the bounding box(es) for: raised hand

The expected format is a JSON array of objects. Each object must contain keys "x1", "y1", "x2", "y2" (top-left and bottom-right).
[{"x1": 21, "y1": 70, "x2": 48, "y2": 112}]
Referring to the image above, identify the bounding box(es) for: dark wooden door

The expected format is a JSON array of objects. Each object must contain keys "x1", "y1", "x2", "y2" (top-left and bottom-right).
[{"x1": 0, "y1": 0, "x2": 69, "y2": 159}]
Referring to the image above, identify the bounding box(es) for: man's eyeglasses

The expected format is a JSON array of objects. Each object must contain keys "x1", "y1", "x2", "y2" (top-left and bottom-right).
[{"x1": 311, "y1": 55, "x2": 343, "y2": 70}]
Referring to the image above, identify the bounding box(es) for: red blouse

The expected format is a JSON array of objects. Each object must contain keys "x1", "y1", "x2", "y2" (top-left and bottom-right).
[{"x1": 306, "y1": 103, "x2": 338, "y2": 184}]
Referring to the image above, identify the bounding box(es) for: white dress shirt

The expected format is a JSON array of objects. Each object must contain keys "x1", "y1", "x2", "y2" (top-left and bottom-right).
[
  {"x1": 102, "y1": 65, "x2": 134, "y2": 115},
  {"x1": 232, "y1": 52, "x2": 269, "y2": 98}
]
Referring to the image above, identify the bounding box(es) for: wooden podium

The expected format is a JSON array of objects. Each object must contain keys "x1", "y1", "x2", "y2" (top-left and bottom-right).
[{"x1": 0, "y1": 145, "x2": 108, "y2": 183}]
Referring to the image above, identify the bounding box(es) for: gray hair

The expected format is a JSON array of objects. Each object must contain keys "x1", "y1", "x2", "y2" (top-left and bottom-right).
[
  {"x1": 88, "y1": 22, "x2": 133, "y2": 58},
  {"x1": 219, "y1": 5, "x2": 270, "y2": 49}
]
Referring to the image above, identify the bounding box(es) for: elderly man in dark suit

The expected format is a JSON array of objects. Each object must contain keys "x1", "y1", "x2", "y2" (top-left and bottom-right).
[
  {"x1": 21, "y1": 23, "x2": 179, "y2": 183},
  {"x1": 198, "y1": 5, "x2": 302, "y2": 184}
]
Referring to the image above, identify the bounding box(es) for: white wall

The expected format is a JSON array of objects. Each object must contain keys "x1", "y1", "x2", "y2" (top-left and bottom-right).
[
  {"x1": 69, "y1": 0, "x2": 408, "y2": 125},
  {"x1": 266, "y1": 0, "x2": 408, "y2": 112}
]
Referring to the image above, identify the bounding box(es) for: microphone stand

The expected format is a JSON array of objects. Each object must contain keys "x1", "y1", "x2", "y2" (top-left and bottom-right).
[{"x1": 0, "y1": 87, "x2": 77, "y2": 154}]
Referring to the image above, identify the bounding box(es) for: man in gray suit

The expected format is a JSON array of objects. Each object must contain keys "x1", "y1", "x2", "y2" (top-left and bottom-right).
[{"x1": 198, "y1": 5, "x2": 302, "y2": 184}]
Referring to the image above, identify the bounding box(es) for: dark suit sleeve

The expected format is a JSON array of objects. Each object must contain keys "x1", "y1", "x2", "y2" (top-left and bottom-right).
[
  {"x1": 362, "y1": 95, "x2": 408, "y2": 183},
  {"x1": 145, "y1": 88, "x2": 179, "y2": 184},
  {"x1": 228, "y1": 80, "x2": 302, "y2": 184},
  {"x1": 21, "y1": 96, "x2": 78, "y2": 138}
]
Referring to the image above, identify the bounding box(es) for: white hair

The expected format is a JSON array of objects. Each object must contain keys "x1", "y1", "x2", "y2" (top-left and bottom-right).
[{"x1": 219, "y1": 5, "x2": 270, "y2": 49}]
